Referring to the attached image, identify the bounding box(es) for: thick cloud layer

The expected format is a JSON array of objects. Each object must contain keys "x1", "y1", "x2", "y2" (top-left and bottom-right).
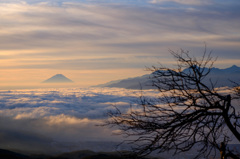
[
  {"x1": 0, "y1": 86, "x2": 239, "y2": 155},
  {"x1": 0, "y1": 87, "x2": 147, "y2": 119},
  {"x1": 0, "y1": 87, "x2": 158, "y2": 154}
]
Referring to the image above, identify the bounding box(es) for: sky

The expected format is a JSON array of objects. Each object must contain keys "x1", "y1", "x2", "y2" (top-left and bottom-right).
[{"x1": 0, "y1": 0, "x2": 240, "y2": 89}]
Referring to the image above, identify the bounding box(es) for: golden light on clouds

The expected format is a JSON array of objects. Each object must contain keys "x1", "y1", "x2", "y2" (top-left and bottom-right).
[{"x1": 0, "y1": 0, "x2": 239, "y2": 89}]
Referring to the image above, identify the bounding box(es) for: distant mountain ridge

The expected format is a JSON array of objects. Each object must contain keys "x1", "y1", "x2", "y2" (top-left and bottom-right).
[
  {"x1": 0, "y1": 149, "x2": 29, "y2": 159},
  {"x1": 0, "y1": 149, "x2": 161, "y2": 159},
  {"x1": 42, "y1": 74, "x2": 73, "y2": 83},
  {"x1": 96, "y1": 65, "x2": 240, "y2": 89}
]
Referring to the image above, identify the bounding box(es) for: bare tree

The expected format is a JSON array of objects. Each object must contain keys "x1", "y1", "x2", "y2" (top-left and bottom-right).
[{"x1": 106, "y1": 48, "x2": 240, "y2": 159}]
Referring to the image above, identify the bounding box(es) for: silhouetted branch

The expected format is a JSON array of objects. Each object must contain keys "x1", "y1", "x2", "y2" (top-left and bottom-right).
[{"x1": 106, "y1": 48, "x2": 240, "y2": 159}]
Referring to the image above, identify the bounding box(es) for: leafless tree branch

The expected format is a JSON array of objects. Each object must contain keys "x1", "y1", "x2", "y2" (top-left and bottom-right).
[{"x1": 105, "y1": 48, "x2": 240, "y2": 159}]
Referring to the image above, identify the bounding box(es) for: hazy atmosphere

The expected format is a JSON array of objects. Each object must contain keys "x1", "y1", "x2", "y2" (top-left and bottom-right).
[
  {"x1": 0, "y1": 0, "x2": 240, "y2": 159},
  {"x1": 0, "y1": 0, "x2": 240, "y2": 89}
]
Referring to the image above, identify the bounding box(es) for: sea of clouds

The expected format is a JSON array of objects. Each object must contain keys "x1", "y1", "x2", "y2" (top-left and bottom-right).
[
  {"x1": 0, "y1": 87, "x2": 238, "y2": 157},
  {"x1": 0, "y1": 87, "x2": 159, "y2": 154}
]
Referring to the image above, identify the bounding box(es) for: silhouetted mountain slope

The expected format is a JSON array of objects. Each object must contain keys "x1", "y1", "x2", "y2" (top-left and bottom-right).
[
  {"x1": 42, "y1": 74, "x2": 73, "y2": 83},
  {"x1": 49, "y1": 150, "x2": 161, "y2": 159},
  {"x1": 0, "y1": 149, "x2": 30, "y2": 159},
  {"x1": 0, "y1": 149, "x2": 163, "y2": 159},
  {"x1": 96, "y1": 65, "x2": 240, "y2": 89},
  {"x1": 50, "y1": 150, "x2": 96, "y2": 159},
  {"x1": 99, "y1": 74, "x2": 152, "y2": 89}
]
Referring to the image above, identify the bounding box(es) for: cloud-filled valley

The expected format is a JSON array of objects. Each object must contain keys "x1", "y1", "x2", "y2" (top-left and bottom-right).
[
  {"x1": 0, "y1": 85, "x2": 239, "y2": 159},
  {"x1": 0, "y1": 88, "x2": 145, "y2": 119},
  {"x1": 0, "y1": 87, "x2": 159, "y2": 154}
]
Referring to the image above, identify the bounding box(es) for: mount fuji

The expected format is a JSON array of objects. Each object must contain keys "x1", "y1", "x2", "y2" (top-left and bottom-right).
[{"x1": 42, "y1": 74, "x2": 73, "y2": 83}]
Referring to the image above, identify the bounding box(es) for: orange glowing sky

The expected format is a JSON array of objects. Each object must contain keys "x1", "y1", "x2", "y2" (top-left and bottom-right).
[{"x1": 0, "y1": 0, "x2": 240, "y2": 89}]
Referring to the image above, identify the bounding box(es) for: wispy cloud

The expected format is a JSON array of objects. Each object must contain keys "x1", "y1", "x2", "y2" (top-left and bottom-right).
[
  {"x1": 0, "y1": 0, "x2": 239, "y2": 87},
  {"x1": 150, "y1": 0, "x2": 212, "y2": 5}
]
